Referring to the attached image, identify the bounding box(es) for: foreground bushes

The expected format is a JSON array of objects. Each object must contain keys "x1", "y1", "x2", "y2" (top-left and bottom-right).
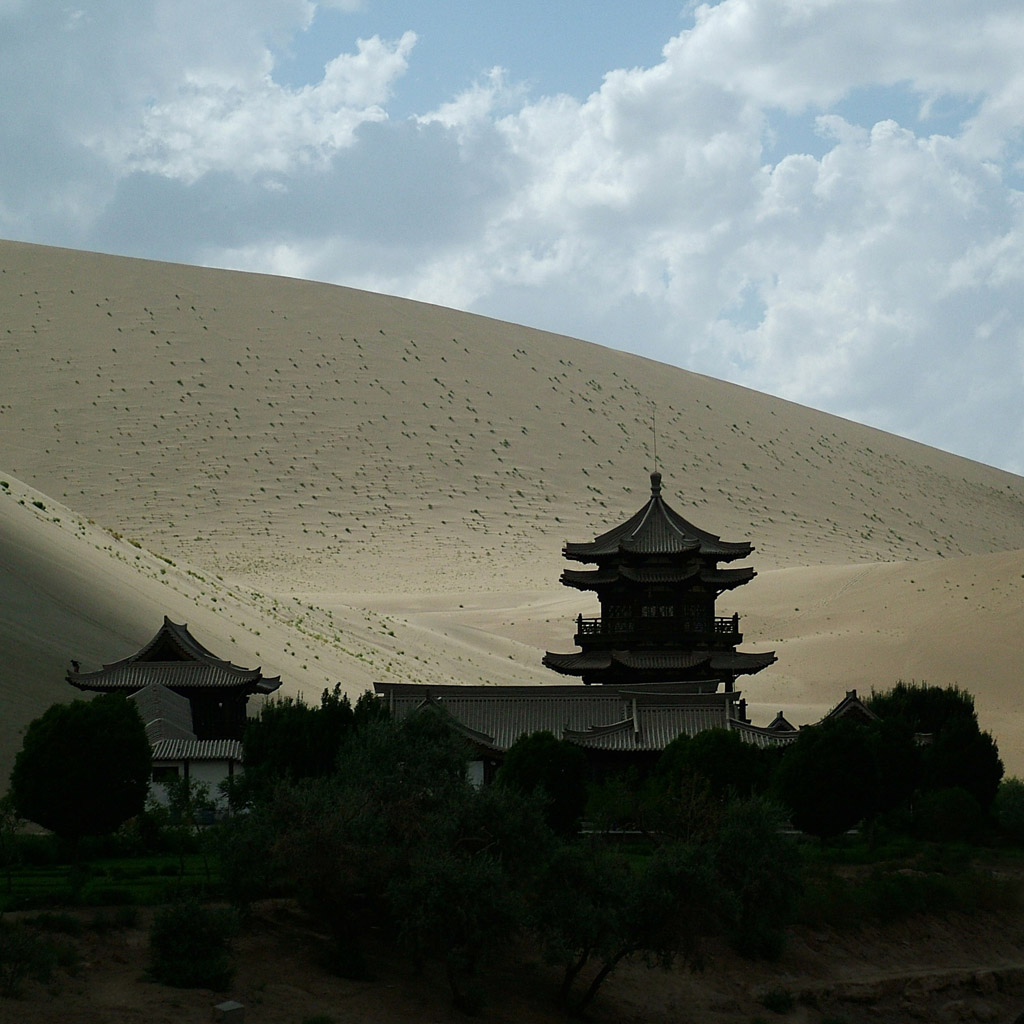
[
  {"x1": 220, "y1": 711, "x2": 802, "y2": 1012},
  {"x1": 148, "y1": 898, "x2": 237, "y2": 990}
]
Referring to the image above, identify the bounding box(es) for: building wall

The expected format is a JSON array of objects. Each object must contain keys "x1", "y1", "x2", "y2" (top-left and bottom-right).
[{"x1": 149, "y1": 759, "x2": 240, "y2": 809}]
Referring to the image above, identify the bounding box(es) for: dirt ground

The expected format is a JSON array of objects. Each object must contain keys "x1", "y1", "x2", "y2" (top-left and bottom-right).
[{"x1": 5, "y1": 900, "x2": 1024, "y2": 1024}]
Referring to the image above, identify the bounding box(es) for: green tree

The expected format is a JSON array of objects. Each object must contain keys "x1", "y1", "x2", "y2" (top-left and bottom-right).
[
  {"x1": 241, "y1": 685, "x2": 387, "y2": 802},
  {"x1": 658, "y1": 728, "x2": 770, "y2": 800},
  {"x1": 994, "y1": 778, "x2": 1024, "y2": 844},
  {"x1": 710, "y1": 797, "x2": 800, "y2": 958},
  {"x1": 868, "y1": 682, "x2": 1003, "y2": 808},
  {"x1": 9, "y1": 694, "x2": 151, "y2": 845},
  {"x1": 496, "y1": 731, "x2": 588, "y2": 835},
  {"x1": 227, "y1": 710, "x2": 546, "y2": 1006},
  {"x1": 149, "y1": 897, "x2": 236, "y2": 989},
  {"x1": 775, "y1": 717, "x2": 877, "y2": 839},
  {"x1": 534, "y1": 839, "x2": 724, "y2": 1013}
]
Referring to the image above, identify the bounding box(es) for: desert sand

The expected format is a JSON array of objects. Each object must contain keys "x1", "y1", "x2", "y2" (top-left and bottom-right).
[{"x1": 2, "y1": 237, "x2": 1024, "y2": 784}]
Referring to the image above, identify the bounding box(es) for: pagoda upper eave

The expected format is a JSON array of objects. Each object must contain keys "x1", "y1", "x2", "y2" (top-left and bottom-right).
[{"x1": 560, "y1": 564, "x2": 755, "y2": 591}]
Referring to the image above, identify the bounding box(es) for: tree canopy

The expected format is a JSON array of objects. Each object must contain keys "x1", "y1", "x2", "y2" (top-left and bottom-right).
[
  {"x1": 9, "y1": 694, "x2": 151, "y2": 842},
  {"x1": 868, "y1": 681, "x2": 1003, "y2": 809},
  {"x1": 496, "y1": 730, "x2": 588, "y2": 835}
]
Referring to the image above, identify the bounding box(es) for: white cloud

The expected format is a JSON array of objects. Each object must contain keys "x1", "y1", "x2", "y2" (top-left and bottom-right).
[{"x1": 95, "y1": 32, "x2": 416, "y2": 184}]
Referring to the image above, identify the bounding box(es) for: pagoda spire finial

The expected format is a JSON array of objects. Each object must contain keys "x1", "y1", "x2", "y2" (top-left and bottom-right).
[{"x1": 650, "y1": 470, "x2": 662, "y2": 497}]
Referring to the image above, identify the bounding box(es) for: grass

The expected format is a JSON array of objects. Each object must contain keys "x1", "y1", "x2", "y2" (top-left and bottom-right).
[
  {"x1": 794, "y1": 838, "x2": 1023, "y2": 929},
  {"x1": 0, "y1": 853, "x2": 214, "y2": 911}
]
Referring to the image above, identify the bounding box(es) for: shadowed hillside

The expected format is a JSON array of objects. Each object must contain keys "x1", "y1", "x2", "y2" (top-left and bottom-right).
[{"x1": 3, "y1": 239, "x2": 1024, "y2": 777}]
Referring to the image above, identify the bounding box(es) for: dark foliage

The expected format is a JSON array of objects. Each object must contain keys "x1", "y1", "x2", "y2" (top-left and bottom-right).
[
  {"x1": 533, "y1": 838, "x2": 725, "y2": 1013},
  {"x1": 9, "y1": 694, "x2": 151, "y2": 842},
  {"x1": 241, "y1": 685, "x2": 351, "y2": 798},
  {"x1": 993, "y1": 778, "x2": 1024, "y2": 844},
  {"x1": 496, "y1": 730, "x2": 589, "y2": 835},
  {"x1": 776, "y1": 717, "x2": 878, "y2": 839},
  {"x1": 913, "y1": 786, "x2": 986, "y2": 843},
  {"x1": 0, "y1": 920, "x2": 77, "y2": 997},
  {"x1": 219, "y1": 712, "x2": 807, "y2": 1013},
  {"x1": 710, "y1": 797, "x2": 800, "y2": 958},
  {"x1": 657, "y1": 728, "x2": 771, "y2": 800},
  {"x1": 868, "y1": 682, "x2": 1004, "y2": 808},
  {"x1": 148, "y1": 897, "x2": 237, "y2": 989}
]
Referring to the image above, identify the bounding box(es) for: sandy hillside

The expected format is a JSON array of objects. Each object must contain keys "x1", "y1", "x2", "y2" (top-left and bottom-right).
[{"x1": 2, "y1": 238, "x2": 1024, "y2": 777}]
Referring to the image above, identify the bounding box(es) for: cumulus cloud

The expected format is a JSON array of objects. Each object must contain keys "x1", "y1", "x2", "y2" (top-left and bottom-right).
[
  {"x1": 101, "y1": 32, "x2": 416, "y2": 183},
  {"x1": 2, "y1": 0, "x2": 1024, "y2": 469}
]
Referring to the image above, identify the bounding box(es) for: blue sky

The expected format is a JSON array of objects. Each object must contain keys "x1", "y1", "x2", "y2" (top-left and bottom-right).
[{"x1": 3, "y1": 0, "x2": 1024, "y2": 473}]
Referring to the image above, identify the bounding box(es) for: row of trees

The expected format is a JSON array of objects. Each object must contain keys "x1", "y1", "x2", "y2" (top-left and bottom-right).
[
  {"x1": 223, "y1": 707, "x2": 800, "y2": 1012},
  {"x1": 2, "y1": 680, "x2": 1009, "y2": 1010}
]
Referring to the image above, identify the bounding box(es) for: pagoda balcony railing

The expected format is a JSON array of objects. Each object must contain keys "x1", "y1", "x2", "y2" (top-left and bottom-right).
[{"x1": 575, "y1": 613, "x2": 740, "y2": 644}]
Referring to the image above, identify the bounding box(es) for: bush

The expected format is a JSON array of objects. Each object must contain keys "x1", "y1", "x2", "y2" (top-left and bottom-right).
[
  {"x1": 10, "y1": 694, "x2": 151, "y2": 844},
  {"x1": 497, "y1": 731, "x2": 588, "y2": 835},
  {"x1": 913, "y1": 787, "x2": 986, "y2": 843},
  {"x1": 148, "y1": 898, "x2": 237, "y2": 989},
  {"x1": 0, "y1": 921, "x2": 74, "y2": 997},
  {"x1": 993, "y1": 777, "x2": 1024, "y2": 844}
]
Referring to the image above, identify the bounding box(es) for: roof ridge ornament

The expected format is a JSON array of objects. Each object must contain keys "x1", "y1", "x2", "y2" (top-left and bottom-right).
[{"x1": 650, "y1": 470, "x2": 662, "y2": 497}]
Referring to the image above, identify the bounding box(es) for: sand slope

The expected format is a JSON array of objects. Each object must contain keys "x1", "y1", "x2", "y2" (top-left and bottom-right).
[{"x1": 3, "y1": 238, "x2": 1024, "y2": 777}]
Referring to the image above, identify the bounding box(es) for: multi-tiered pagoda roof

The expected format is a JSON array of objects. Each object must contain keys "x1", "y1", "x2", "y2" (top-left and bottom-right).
[{"x1": 543, "y1": 471, "x2": 775, "y2": 688}]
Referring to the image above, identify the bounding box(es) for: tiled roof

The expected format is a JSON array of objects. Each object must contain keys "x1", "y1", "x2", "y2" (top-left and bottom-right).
[
  {"x1": 151, "y1": 738, "x2": 244, "y2": 762},
  {"x1": 709, "y1": 650, "x2": 777, "y2": 673},
  {"x1": 731, "y1": 720, "x2": 798, "y2": 748},
  {"x1": 561, "y1": 564, "x2": 755, "y2": 590},
  {"x1": 129, "y1": 683, "x2": 195, "y2": 743},
  {"x1": 376, "y1": 682, "x2": 740, "y2": 754},
  {"x1": 71, "y1": 662, "x2": 266, "y2": 691},
  {"x1": 563, "y1": 473, "x2": 753, "y2": 563},
  {"x1": 67, "y1": 617, "x2": 281, "y2": 694},
  {"x1": 544, "y1": 646, "x2": 775, "y2": 679}
]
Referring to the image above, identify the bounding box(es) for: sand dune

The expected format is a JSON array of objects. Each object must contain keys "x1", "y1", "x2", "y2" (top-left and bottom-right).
[{"x1": 3, "y1": 238, "x2": 1024, "y2": 779}]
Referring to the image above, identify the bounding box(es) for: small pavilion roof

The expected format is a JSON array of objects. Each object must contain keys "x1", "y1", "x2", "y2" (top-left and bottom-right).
[
  {"x1": 563, "y1": 472, "x2": 753, "y2": 563},
  {"x1": 822, "y1": 689, "x2": 880, "y2": 725},
  {"x1": 67, "y1": 616, "x2": 281, "y2": 695}
]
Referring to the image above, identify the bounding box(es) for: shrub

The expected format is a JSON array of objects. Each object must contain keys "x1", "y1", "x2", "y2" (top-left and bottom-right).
[
  {"x1": 760, "y1": 986, "x2": 795, "y2": 1013},
  {"x1": 993, "y1": 777, "x2": 1024, "y2": 844},
  {"x1": 913, "y1": 787, "x2": 985, "y2": 843},
  {"x1": 148, "y1": 898, "x2": 236, "y2": 989},
  {"x1": 0, "y1": 921, "x2": 74, "y2": 997},
  {"x1": 497, "y1": 731, "x2": 588, "y2": 835}
]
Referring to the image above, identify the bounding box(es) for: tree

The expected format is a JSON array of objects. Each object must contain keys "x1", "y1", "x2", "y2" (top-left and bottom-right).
[
  {"x1": 240, "y1": 685, "x2": 387, "y2": 802},
  {"x1": 534, "y1": 839, "x2": 724, "y2": 1013},
  {"x1": 868, "y1": 681, "x2": 1003, "y2": 809},
  {"x1": 710, "y1": 797, "x2": 801, "y2": 958},
  {"x1": 657, "y1": 728, "x2": 770, "y2": 800},
  {"x1": 775, "y1": 717, "x2": 877, "y2": 839},
  {"x1": 9, "y1": 694, "x2": 151, "y2": 845},
  {"x1": 993, "y1": 778, "x2": 1024, "y2": 844},
  {"x1": 496, "y1": 731, "x2": 588, "y2": 835}
]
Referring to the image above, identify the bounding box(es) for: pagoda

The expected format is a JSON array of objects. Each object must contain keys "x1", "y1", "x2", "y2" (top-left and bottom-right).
[
  {"x1": 543, "y1": 471, "x2": 775, "y2": 690},
  {"x1": 67, "y1": 617, "x2": 281, "y2": 740}
]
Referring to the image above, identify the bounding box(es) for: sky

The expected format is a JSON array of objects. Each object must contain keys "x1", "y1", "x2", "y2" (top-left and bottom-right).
[{"x1": 3, "y1": 1, "x2": 1024, "y2": 473}]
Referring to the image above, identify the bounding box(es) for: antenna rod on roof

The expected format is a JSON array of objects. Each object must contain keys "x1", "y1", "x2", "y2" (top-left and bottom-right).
[{"x1": 652, "y1": 401, "x2": 658, "y2": 473}]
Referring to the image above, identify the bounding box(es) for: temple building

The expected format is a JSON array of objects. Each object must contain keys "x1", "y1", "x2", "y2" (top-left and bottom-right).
[
  {"x1": 543, "y1": 470, "x2": 775, "y2": 689},
  {"x1": 67, "y1": 616, "x2": 281, "y2": 741},
  {"x1": 378, "y1": 470, "x2": 790, "y2": 772}
]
